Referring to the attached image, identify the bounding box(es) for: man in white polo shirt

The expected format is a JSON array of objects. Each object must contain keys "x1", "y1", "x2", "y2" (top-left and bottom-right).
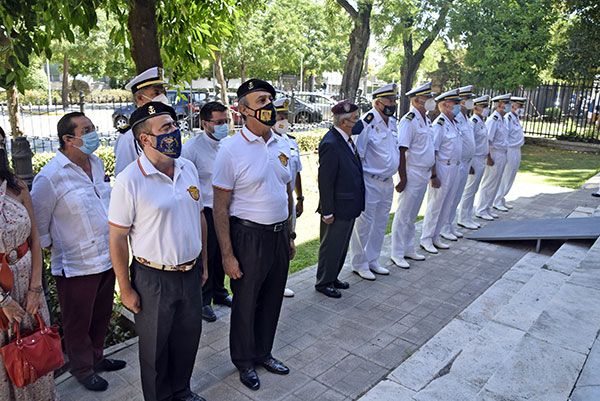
[
  {"x1": 108, "y1": 102, "x2": 208, "y2": 401},
  {"x1": 212, "y1": 79, "x2": 294, "y2": 392}
]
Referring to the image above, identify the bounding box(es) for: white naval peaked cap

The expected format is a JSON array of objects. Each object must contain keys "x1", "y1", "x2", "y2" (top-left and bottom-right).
[
  {"x1": 491, "y1": 93, "x2": 512, "y2": 102},
  {"x1": 273, "y1": 97, "x2": 290, "y2": 111},
  {"x1": 435, "y1": 88, "x2": 461, "y2": 102},
  {"x1": 405, "y1": 82, "x2": 433, "y2": 97},
  {"x1": 511, "y1": 96, "x2": 527, "y2": 105},
  {"x1": 473, "y1": 95, "x2": 490, "y2": 105},
  {"x1": 372, "y1": 83, "x2": 398, "y2": 99},
  {"x1": 125, "y1": 66, "x2": 167, "y2": 94},
  {"x1": 458, "y1": 85, "x2": 476, "y2": 98}
]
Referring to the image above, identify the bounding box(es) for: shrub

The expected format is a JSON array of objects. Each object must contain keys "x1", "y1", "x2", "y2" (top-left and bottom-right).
[
  {"x1": 544, "y1": 107, "x2": 562, "y2": 123},
  {"x1": 294, "y1": 131, "x2": 325, "y2": 153},
  {"x1": 33, "y1": 145, "x2": 115, "y2": 177}
]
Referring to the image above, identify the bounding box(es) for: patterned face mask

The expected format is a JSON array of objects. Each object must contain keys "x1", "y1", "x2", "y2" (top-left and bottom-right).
[{"x1": 148, "y1": 128, "x2": 182, "y2": 159}]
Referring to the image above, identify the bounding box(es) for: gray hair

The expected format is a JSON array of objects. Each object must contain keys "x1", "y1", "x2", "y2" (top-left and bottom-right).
[{"x1": 333, "y1": 111, "x2": 354, "y2": 126}]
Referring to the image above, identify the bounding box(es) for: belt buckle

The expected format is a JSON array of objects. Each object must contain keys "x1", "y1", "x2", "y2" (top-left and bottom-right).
[
  {"x1": 175, "y1": 263, "x2": 189, "y2": 272},
  {"x1": 7, "y1": 249, "x2": 18, "y2": 264},
  {"x1": 273, "y1": 223, "x2": 284, "y2": 232}
]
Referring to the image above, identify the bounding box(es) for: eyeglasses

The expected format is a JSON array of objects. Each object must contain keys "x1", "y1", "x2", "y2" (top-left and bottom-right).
[{"x1": 206, "y1": 119, "x2": 230, "y2": 125}]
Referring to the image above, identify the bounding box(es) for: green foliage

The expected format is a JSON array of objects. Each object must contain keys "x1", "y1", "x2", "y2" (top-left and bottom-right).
[
  {"x1": 20, "y1": 89, "x2": 131, "y2": 105},
  {"x1": 544, "y1": 106, "x2": 562, "y2": 122},
  {"x1": 294, "y1": 131, "x2": 324, "y2": 153},
  {"x1": 32, "y1": 152, "x2": 55, "y2": 174},
  {"x1": 33, "y1": 146, "x2": 115, "y2": 177},
  {"x1": 449, "y1": 0, "x2": 559, "y2": 90}
]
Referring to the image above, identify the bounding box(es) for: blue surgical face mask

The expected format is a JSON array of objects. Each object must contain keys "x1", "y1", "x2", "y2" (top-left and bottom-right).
[
  {"x1": 77, "y1": 131, "x2": 100, "y2": 155},
  {"x1": 212, "y1": 124, "x2": 229, "y2": 140},
  {"x1": 452, "y1": 104, "x2": 461, "y2": 117},
  {"x1": 151, "y1": 128, "x2": 182, "y2": 158},
  {"x1": 351, "y1": 119, "x2": 364, "y2": 136},
  {"x1": 503, "y1": 103, "x2": 512, "y2": 113}
]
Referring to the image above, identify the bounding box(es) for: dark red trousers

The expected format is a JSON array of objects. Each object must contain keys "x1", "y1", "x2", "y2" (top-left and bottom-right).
[{"x1": 55, "y1": 269, "x2": 115, "y2": 380}]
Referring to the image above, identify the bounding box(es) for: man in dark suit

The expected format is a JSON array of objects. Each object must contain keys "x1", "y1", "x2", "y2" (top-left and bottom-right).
[{"x1": 316, "y1": 100, "x2": 366, "y2": 298}]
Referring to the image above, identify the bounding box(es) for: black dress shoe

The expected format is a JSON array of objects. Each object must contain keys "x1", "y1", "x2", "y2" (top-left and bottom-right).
[
  {"x1": 239, "y1": 368, "x2": 260, "y2": 391},
  {"x1": 94, "y1": 358, "x2": 126, "y2": 372},
  {"x1": 202, "y1": 305, "x2": 217, "y2": 322},
  {"x1": 78, "y1": 373, "x2": 108, "y2": 392},
  {"x1": 261, "y1": 357, "x2": 290, "y2": 375},
  {"x1": 214, "y1": 295, "x2": 233, "y2": 307},
  {"x1": 592, "y1": 193, "x2": 600, "y2": 198},
  {"x1": 333, "y1": 279, "x2": 350, "y2": 289},
  {"x1": 174, "y1": 392, "x2": 206, "y2": 401},
  {"x1": 316, "y1": 286, "x2": 341, "y2": 298}
]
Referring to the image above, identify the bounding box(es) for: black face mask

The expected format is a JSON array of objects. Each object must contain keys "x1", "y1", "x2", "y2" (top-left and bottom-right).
[
  {"x1": 246, "y1": 102, "x2": 277, "y2": 126},
  {"x1": 382, "y1": 104, "x2": 397, "y2": 116}
]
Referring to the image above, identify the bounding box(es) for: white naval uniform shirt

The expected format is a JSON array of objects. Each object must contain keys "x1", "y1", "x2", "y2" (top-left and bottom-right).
[
  {"x1": 212, "y1": 126, "x2": 292, "y2": 225},
  {"x1": 354, "y1": 108, "x2": 400, "y2": 178},
  {"x1": 397, "y1": 106, "x2": 435, "y2": 169},
  {"x1": 505, "y1": 112, "x2": 525, "y2": 148},
  {"x1": 470, "y1": 114, "x2": 489, "y2": 156},
  {"x1": 432, "y1": 113, "x2": 462, "y2": 162},
  {"x1": 486, "y1": 111, "x2": 509, "y2": 150},
  {"x1": 114, "y1": 129, "x2": 139, "y2": 176},
  {"x1": 108, "y1": 153, "x2": 203, "y2": 266},
  {"x1": 455, "y1": 112, "x2": 476, "y2": 161},
  {"x1": 282, "y1": 133, "x2": 303, "y2": 190},
  {"x1": 31, "y1": 151, "x2": 112, "y2": 277},
  {"x1": 181, "y1": 132, "x2": 220, "y2": 209}
]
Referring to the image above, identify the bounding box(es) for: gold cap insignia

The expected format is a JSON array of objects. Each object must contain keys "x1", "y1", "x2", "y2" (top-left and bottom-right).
[
  {"x1": 187, "y1": 186, "x2": 200, "y2": 201},
  {"x1": 278, "y1": 152, "x2": 289, "y2": 167},
  {"x1": 283, "y1": 99, "x2": 289, "y2": 108},
  {"x1": 248, "y1": 81, "x2": 254, "y2": 90},
  {"x1": 148, "y1": 105, "x2": 156, "y2": 115}
]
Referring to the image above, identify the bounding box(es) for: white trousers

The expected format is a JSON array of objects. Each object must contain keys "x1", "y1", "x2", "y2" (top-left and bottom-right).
[
  {"x1": 443, "y1": 158, "x2": 472, "y2": 233},
  {"x1": 391, "y1": 166, "x2": 430, "y2": 258},
  {"x1": 476, "y1": 149, "x2": 507, "y2": 215},
  {"x1": 350, "y1": 175, "x2": 394, "y2": 271},
  {"x1": 458, "y1": 155, "x2": 486, "y2": 223},
  {"x1": 495, "y1": 146, "x2": 521, "y2": 207},
  {"x1": 421, "y1": 162, "x2": 459, "y2": 242}
]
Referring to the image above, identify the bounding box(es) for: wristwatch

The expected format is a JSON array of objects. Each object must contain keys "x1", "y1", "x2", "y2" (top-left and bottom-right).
[
  {"x1": 290, "y1": 232, "x2": 297, "y2": 240},
  {"x1": 296, "y1": 196, "x2": 305, "y2": 201}
]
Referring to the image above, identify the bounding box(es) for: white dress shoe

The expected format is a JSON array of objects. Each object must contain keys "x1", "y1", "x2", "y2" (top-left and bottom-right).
[
  {"x1": 489, "y1": 211, "x2": 499, "y2": 218},
  {"x1": 433, "y1": 240, "x2": 450, "y2": 249},
  {"x1": 474, "y1": 221, "x2": 481, "y2": 228},
  {"x1": 390, "y1": 256, "x2": 410, "y2": 269},
  {"x1": 458, "y1": 221, "x2": 479, "y2": 230},
  {"x1": 370, "y1": 265, "x2": 390, "y2": 275},
  {"x1": 283, "y1": 288, "x2": 295, "y2": 297},
  {"x1": 420, "y1": 241, "x2": 438, "y2": 254},
  {"x1": 441, "y1": 232, "x2": 458, "y2": 241},
  {"x1": 405, "y1": 252, "x2": 426, "y2": 261},
  {"x1": 476, "y1": 213, "x2": 494, "y2": 221},
  {"x1": 353, "y1": 269, "x2": 376, "y2": 281},
  {"x1": 493, "y1": 205, "x2": 509, "y2": 212},
  {"x1": 452, "y1": 228, "x2": 463, "y2": 238},
  {"x1": 505, "y1": 202, "x2": 514, "y2": 209}
]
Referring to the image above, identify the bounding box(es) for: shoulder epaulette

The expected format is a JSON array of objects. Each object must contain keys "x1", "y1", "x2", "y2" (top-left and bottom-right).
[
  {"x1": 471, "y1": 117, "x2": 478, "y2": 123},
  {"x1": 507, "y1": 114, "x2": 512, "y2": 120},
  {"x1": 437, "y1": 118, "x2": 445, "y2": 126},
  {"x1": 405, "y1": 111, "x2": 415, "y2": 121},
  {"x1": 364, "y1": 112, "x2": 374, "y2": 124},
  {"x1": 493, "y1": 114, "x2": 499, "y2": 121},
  {"x1": 287, "y1": 134, "x2": 296, "y2": 140}
]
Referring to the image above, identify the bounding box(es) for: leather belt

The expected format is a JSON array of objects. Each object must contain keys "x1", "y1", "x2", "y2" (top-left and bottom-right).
[
  {"x1": 0, "y1": 241, "x2": 29, "y2": 266},
  {"x1": 134, "y1": 256, "x2": 196, "y2": 272},
  {"x1": 367, "y1": 173, "x2": 393, "y2": 182},
  {"x1": 436, "y1": 158, "x2": 461, "y2": 166},
  {"x1": 231, "y1": 217, "x2": 287, "y2": 232}
]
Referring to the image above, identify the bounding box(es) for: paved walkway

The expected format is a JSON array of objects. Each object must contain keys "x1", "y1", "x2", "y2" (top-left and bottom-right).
[{"x1": 56, "y1": 174, "x2": 600, "y2": 401}]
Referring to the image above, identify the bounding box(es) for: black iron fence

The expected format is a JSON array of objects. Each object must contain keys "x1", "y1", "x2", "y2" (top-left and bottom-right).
[{"x1": 478, "y1": 80, "x2": 600, "y2": 141}]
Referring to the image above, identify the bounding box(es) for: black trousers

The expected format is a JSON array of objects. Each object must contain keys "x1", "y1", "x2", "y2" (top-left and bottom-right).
[
  {"x1": 229, "y1": 220, "x2": 290, "y2": 370},
  {"x1": 315, "y1": 217, "x2": 355, "y2": 289},
  {"x1": 131, "y1": 259, "x2": 203, "y2": 401},
  {"x1": 202, "y1": 207, "x2": 229, "y2": 306}
]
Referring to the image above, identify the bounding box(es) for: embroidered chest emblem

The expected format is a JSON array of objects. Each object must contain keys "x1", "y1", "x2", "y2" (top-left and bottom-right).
[
  {"x1": 187, "y1": 186, "x2": 200, "y2": 201},
  {"x1": 278, "y1": 152, "x2": 289, "y2": 167}
]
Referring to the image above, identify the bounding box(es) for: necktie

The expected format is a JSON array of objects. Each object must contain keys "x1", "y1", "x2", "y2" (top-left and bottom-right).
[{"x1": 347, "y1": 137, "x2": 359, "y2": 160}]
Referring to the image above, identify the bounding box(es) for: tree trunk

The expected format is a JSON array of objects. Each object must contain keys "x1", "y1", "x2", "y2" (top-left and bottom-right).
[
  {"x1": 61, "y1": 55, "x2": 70, "y2": 109},
  {"x1": 240, "y1": 58, "x2": 247, "y2": 84},
  {"x1": 214, "y1": 51, "x2": 234, "y2": 130},
  {"x1": 339, "y1": 1, "x2": 372, "y2": 102},
  {"x1": 400, "y1": 56, "x2": 419, "y2": 115},
  {"x1": 7, "y1": 86, "x2": 23, "y2": 137},
  {"x1": 128, "y1": 0, "x2": 162, "y2": 73}
]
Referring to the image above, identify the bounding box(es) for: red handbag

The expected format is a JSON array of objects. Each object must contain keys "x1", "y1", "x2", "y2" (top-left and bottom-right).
[{"x1": 0, "y1": 313, "x2": 64, "y2": 387}]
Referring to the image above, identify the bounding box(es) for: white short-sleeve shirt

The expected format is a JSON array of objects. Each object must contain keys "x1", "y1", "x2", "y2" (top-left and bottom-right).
[
  {"x1": 455, "y1": 112, "x2": 476, "y2": 160},
  {"x1": 31, "y1": 152, "x2": 112, "y2": 277},
  {"x1": 486, "y1": 111, "x2": 509, "y2": 150},
  {"x1": 181, "y1": 132, "x2": 220, "y2": 209},
  {"x1": 432, "y1": 114, "x2": 462, "y2": 161},
  {"x1": 282, "y1": 133, "x2": 302, "y2": 190},
  {"x1": 212, "y1": 126, "x2": 291, "y2": 225},
  {"x1": 114, "y1": 129, "x2": 139, "y2": 176},
  {"x1": 108, "y1": 153, "x2": 203, "y2": 265},
  {"x1": 505, "y1": 112, "x2": 525, "y2": 148},
  {"x1": 397, "y1": 106, "x2": 435, "y2": 169},
  {"x1": 470, "y1": 114, "x2": 489, "y2": 156},
  {"x1": 354, "y1": 107, "x2": 400, "y2": 178}
]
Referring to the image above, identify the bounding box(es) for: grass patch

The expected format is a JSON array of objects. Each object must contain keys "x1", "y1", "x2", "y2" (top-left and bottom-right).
[{"x1": 519, "y1": 144, "x2": 600, "y2": 189}]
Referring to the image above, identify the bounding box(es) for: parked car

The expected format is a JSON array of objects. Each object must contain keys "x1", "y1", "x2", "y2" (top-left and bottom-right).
[
  {"x1": 112, "y1": 90, "x2": 207, "y2": 131},
  {"x1": 275, "y1": 90, "x2": 323, "y2": 124},
  {"x1": 295, "y1": 92, "x2": 336, "y2": 121}
]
